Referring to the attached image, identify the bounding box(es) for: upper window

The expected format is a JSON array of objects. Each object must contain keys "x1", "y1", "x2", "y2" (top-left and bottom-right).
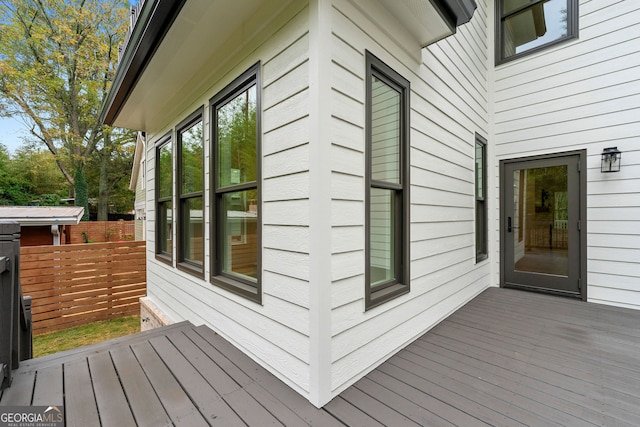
[
  {"x1": 496, "y1": 0, "x2": 578, "y2": 64},
  {"x1": 210, "y1": 63, "x2": 261, "y2": 303},
  {"x1": 177, "y1": 109, "x2": 204, "y2": 276},
  {"x1": 365, "y1": 51, "x2": 410, "y2": 310},
  {"x1": 475, "y1": 134, "x2": 488, "y2": 262},
  {"x1": 155, "y1": 134, "x2": 173, "y2": 264}
]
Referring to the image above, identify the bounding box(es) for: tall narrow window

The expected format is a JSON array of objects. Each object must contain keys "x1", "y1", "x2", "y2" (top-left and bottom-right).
[
  {"x1": 155, "y1": 134, "x2": 173, "y2": 264},
  {"x1": 365, "y1": 51, "x2": 409, "y2": 310},
  {"x1": 496, "y1": 0, "x2": 578, "y2": 64},
  {"x1": 211, "y1": 63, "x2": 261, "y2": 303},
  {"x1": 476, "y1": 134, "x2": 488, "y2": 262},
  {"x1": 177, "y1": 109, "x2": 204, "y2": 276}
]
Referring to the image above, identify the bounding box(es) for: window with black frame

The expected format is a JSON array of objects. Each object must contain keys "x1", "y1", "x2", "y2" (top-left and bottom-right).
[
  {"x1": 475, "y1": 134, "x2": 488, "y2": 262},
  {"x1": 496, "y1": 0, "x2": 578, "y2": 64},
  {"x1": 177, "y1": 110, "x2": 204, "y2": 276},
  {"x1": 365, "y1": 51, "x2": 410, "y2": 310},
  {"x1": 211, "y1": 63, "x2": 261, "y2": 303},
  {"x1": 156, "y1": 135, "x2": 173, "y2": 263}
]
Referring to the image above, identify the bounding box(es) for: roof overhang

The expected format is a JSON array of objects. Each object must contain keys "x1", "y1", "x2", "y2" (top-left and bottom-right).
[
  {"x1": 100, "y1": 0, "x2": 290, "y2": 132},
  {"x1": 377, "y1": 0, "x2": 477, "y2": 47},
  {"x1": 100, "y1": 0, "x2": 187, "y2": 128},
  {"x1": 0, "y1": 207, "x2": 85, "y2": 226},
  {"x1": 100, "y1": 0, "x2": 476, "y2": 131}
]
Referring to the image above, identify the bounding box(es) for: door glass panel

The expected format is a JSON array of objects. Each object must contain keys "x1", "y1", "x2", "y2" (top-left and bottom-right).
[{"x1": 512, "y1": 165, "x2": 568, "y2": 276}]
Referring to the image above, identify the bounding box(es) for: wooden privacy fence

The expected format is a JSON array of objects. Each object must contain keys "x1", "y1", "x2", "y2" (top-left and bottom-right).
[
  {"x1": 66, "y1": 221, "x2": 135, "y2": 244},
  {"x1": 20, "y1": 241, "x2": 146, "y2": 334}
]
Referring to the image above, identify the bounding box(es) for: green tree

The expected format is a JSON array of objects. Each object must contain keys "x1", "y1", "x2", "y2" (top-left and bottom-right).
[
  {"x1": 85, "y1": 127, "x2": 135, "y2": 217},
  {"x1": 0, "y1": 0, "x2": 130, "y2": 216},
  {"x1": 11, "y1": 145, "x2": 69, "y2": 197},
  {"x1": 0, "y1": 143, "x2": 32, "y2": 205},
  {"x1": 74, "y1": 164, "x2": 89, "y2": 220}
]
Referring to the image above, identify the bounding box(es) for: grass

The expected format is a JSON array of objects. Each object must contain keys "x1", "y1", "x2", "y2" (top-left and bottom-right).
[{"x1": 33, "y1": 316, "x2": 140, "y2": 358}]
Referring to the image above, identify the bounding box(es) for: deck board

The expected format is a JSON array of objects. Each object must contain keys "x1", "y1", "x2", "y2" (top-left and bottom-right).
[
  {"x1": 148, "y1": 334, "x2": 245, "y2": 426},
  {"x1": 88, "y1": 352, "x2": 137, "y2": 427},
  {"x1": 63, "y1": 358, "x2": 101, "y2": 427},
  {"x1": 31, "y1": 365, "x2": 62, "y2": 406},
  {"x1": 130, "y1": 341, "x2": 208, "y2": 427},
  {"x1": 110, "y1": 346, "x2": 172, "y2": 427},
  {"x1": 3, "y1": 287, "x2": 640, "y2": 426}
]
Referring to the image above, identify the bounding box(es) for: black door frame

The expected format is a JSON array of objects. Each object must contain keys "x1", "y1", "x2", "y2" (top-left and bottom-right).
[{"x1": 500, "y1": 150, "x2": 587, "y2": 301}]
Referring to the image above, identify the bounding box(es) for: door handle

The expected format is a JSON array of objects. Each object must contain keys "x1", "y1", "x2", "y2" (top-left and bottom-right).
[{"x1": 508, "y1": 216, "x2": 512, "y2": 233}]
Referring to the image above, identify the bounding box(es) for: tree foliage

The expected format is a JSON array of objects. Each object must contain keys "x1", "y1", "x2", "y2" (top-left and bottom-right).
[
  {"x1": 0, "y1": 143, "x2": 31, "y2": 204},
  {"x1": 74, "y1": 164, "x2": 89, "y2": 220},
  {"x1": 0, "y1": 0, "x2": 133, "y2": 215}
]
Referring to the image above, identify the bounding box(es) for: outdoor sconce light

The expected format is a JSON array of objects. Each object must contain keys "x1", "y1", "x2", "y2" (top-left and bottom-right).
[{"x1": 601, "y1": 147, "x2": 621, "y2": 173}]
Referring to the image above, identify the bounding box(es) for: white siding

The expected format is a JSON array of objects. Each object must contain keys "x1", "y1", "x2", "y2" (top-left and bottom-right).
[
  {"x1": 493, "y1": 0, "x2": 640, "y2": 308},
  {"x1": 328, "y1": 0, "x2": 491, "y2": 396},
  {"x1": 145, "y1": 3, "x2": 314, "y2": 398}
]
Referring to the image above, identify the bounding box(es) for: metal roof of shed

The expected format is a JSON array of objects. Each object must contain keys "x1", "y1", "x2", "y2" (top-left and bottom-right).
[{"x1": 0, "y1": 206, "x2": 84, "y2": 226}]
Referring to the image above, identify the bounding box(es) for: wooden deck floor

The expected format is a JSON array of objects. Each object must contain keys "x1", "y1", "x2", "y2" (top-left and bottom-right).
[{"x1": 2, "y1": 287, "x2": 640, "y2": 426}]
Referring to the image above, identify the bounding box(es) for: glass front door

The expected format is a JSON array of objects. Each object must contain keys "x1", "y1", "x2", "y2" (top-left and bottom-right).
[{"x1": 502, "y1": 154, "x2": 582, "y2": 296}]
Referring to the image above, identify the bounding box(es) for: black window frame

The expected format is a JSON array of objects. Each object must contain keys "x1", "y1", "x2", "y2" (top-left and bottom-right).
[
  {"x1": 475, "y1": 133, "x2": 488, "y2": 262},
  {"x1": 496, "y1": 0, "x2": 578, "y2": 65},
  {"x1": 210, "y1": 62, "x2": 262, "y2": 304},
  {"x1": 365, "y1": 51, "x2": 410, "y2": 311},
  {"x1": 155, "y1": 132, "x2": 173, "y2": 265},
  {"x1": 176, "y1": 107, "x2": 205, "y2": 278}
]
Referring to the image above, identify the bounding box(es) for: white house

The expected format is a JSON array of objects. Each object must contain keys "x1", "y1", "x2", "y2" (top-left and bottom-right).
[
  {"x1": 129, "y1": 131, "x2": 147, "y2": 241},
  {"x1": 100, "y1": 0, "x2": 640, "y2": 407}
]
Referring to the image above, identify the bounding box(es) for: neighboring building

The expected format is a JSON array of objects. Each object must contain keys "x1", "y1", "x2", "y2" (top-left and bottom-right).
[
  {"x1": 0, "y1": 206, "x2": 84, "y2": 246},
  {"x1": 100, "y1": 0, "x2": 640, "y2": 407},
  {"x1": 129, "y1": 131, "x2": 147, "y2": 240}
]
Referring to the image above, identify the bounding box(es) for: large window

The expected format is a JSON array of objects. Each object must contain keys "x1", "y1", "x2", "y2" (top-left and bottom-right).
[
  {"x1": 475, "y1": 133, "x2": 488, "y2": 262},
  {"x1": 155, "y1": 134, "x2": 173, "y2": 264},
  {"x1": 177, "y1": 109, "x2": 204, "y2": 276},
  {"x1": 210, "y1": 63, "x2": 261, "y2": 303},
  {"x1": 496, "y1": 0, "x2": 578, "y2": 64},
  {"x1": 365, "y1": 51, "x2": 410, "y2": 310}
]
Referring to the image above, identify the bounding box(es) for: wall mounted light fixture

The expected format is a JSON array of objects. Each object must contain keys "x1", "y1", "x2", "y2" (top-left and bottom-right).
[{"x1": 601, "y1": 147, "x2": 621, "y2": 173}]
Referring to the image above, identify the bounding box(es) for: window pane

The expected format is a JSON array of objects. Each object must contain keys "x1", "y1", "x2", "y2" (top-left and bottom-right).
[
  {"x1": 371, "y1": 76, "x2": 400, "y2": 184},
  {"x1": 503, "y1": 0, "x2": 569, "y2": 57},
  {"x1": 502, "y1": 0, "x2": 535, "y2": 14},
  {"x1": 182, "y1": 197, "x2": 203, "y2": 264},
  {"x1": 370, "y1": 187, "x2": 395, "y2": 287},
  {"x1": 475, "y1": 142, "x2": 484, "y2": 198},
  {"x1": 476, "y1": 199, "x2": 486, "y2": 255},
  {"x1": 217, "y1": 85, "x2": 257, "y2": 188},
  {"x1": 159, "y1": 201, "x2": 172, "y2": 254},
  {"x1": 220, "y1": 189, "x2": 258, "y2": 281},
  {"x1": 158, "y1": 143, "x2": 172, "y2": 199},
  {"x1": 181, "y1": 120, "x2": 203, "y2": 194}
]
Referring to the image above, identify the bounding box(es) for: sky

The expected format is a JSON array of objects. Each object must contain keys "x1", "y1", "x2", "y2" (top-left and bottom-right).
[{"x1": 0, "y1": 115, "x2": 29, "y2": 154}]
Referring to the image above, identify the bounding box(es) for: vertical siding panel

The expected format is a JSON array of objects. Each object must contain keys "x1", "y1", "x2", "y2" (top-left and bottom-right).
[
  {"x1": 145, "y1": 5, "x2": 314, "y2": 398},
  {"x1": 328, "y1": 0, "x2": 490, "y2": 397}
]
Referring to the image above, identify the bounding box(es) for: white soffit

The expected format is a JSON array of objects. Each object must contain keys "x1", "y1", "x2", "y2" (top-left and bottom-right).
[
  {"x1": 113, "y1": 0, "x2": 285, "y2": 131},
  {"x1": 377, "y1": 0, "x2": 454, "y2": 47}
]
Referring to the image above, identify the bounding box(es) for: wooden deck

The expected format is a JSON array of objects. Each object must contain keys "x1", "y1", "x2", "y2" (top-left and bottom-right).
[{"x1": 2, "y1": 287, "x2": 640, "y2": 426}]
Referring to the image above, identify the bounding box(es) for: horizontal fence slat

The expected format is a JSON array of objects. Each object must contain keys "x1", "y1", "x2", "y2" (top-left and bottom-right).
[
  {"x1": 32, "y1": 296, "x2": 143, "y2": 323},
  {"x1": 20, "y1": 241, "x2": 146, "y2": 333},
  {"x1": 30, "y1": 287, "x2": 146, "y2": 313}
]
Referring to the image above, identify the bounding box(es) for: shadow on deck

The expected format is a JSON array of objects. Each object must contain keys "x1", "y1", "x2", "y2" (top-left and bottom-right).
[{"x1": 2, "y1": 287, "x2": 640, "y2": 426}]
